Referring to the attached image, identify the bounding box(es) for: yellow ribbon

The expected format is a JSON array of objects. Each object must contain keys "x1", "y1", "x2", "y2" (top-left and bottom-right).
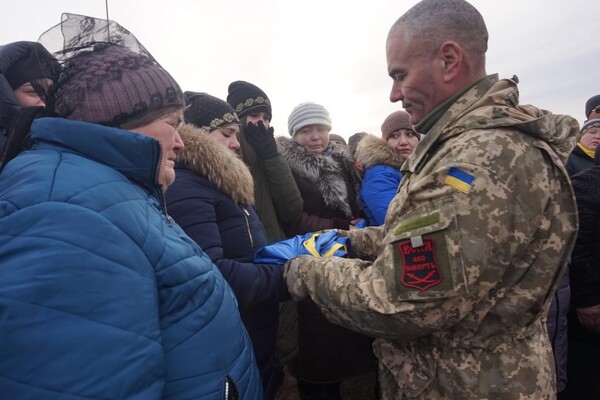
[{"x1": 302, "y1": 232, "x2": 347, "y2": 258}]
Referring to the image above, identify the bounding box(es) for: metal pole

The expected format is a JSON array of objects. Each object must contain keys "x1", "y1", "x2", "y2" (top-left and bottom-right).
[{"x1": 105, "y1": 0, "x2": 110, "y2": 41}]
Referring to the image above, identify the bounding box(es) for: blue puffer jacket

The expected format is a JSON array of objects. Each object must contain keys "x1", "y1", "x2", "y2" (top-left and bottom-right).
[
  {"x1": 0, "y1": 118, "x2": 262, "y2": 400},
  {"x1": 355, "y1": 134, "x2": 406, "y2": 226},
  {"x1": 166, "y1": 127, "x2": 289, "y2": 400}
]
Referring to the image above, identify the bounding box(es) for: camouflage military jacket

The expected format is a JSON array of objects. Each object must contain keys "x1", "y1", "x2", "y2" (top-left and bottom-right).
[{"x1": 287, "y1": 75, "x2": 579, "y2": 399}]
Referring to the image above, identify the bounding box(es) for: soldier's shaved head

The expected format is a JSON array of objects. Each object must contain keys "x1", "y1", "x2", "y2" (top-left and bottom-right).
[{"x1": 389, "y1": 0, "x2": 488, "y2": 73}]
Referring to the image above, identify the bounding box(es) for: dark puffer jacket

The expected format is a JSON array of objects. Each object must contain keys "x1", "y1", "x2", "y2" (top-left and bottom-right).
[
  {"x1": 0, "y1": 118, "x2": 262, "y2": 399},
  {"x1": 278, "y1": 137, "x2": 375, "y2": 383},
  {"x1": 546, "y1": 266, "x2": 570, "y2": 393},
  {"x1": 566, "y1": 143, "x2": 594, "y2": 176},
  {"x1": 166, "y1": 125, "x2": 290, "y2": 399},
  {"x1": 570, "y1": 165, "x2": 600, "y2": 308}
]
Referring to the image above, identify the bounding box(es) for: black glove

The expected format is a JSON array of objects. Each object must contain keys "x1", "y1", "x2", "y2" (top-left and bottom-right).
[{"x1": 244, "y1": 120, "x2": 278, "y2": 159}]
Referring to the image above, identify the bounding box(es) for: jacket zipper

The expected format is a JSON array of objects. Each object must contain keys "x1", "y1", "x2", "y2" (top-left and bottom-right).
[
  {"x1": 152, "y1": 141, "x2": 174, "y2": 224},
  {"x1": 241, "y1": 206, "x2": 254, "y2": 248}
]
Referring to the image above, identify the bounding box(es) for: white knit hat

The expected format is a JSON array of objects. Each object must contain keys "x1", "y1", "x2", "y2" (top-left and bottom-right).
[{"x1": 288, "y1": 102, "x2": 332, "y2": 137}]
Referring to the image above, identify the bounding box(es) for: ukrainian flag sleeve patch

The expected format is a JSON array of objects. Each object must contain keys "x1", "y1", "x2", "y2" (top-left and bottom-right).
[{"x1": 444, "y1": 167, "x2": 475, "y2": 194}]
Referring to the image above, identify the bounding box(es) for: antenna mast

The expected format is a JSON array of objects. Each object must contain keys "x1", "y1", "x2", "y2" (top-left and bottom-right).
[{"x1": 105, "y1": 0, "x2": 110, "y2": 40}]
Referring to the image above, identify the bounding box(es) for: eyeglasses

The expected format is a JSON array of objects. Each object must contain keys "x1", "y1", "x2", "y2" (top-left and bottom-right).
[{"x1": 591, "y1": 106, "x2": 600, "y2": 115}]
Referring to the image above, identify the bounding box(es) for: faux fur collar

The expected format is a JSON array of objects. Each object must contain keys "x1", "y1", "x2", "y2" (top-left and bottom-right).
[
  {"x1": 277, "y1": 137, "x2": 361, "y2": 218},
  {"x1": 355, "y1": 134, "x2": 406, "y2": 170},
  {"x1": 177, "y1": 123, "x2": 255, "y2": 205}
]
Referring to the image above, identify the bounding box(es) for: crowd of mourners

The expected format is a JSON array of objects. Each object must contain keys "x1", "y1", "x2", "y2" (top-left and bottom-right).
[{"x1": 0, "y1": 1, "x2": 599, "y2": 399}]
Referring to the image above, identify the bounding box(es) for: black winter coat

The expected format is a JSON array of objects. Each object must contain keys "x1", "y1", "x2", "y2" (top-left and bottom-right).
[
  {"x1": 277, "y1": 137, "x2": 375, "y2": 383},
  {"x1": 570, "y1": 165, "x2": 600, "y2": 308},
  {"x1": 277, "y1": 138, "x2": 362, "y2": 237},
  {"x1": 546, "y1": 266, "x2": 570, "y2": 392},
  {"x1": 166, "y1": 126, "x2": 290, "y2": 399},
  {"x1": 566, "y1": 144, "x2": 594, "y2": 176}
]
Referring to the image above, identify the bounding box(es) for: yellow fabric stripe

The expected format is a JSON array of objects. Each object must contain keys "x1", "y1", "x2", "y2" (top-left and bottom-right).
[
  {"x1": 578, "y1": 142, "x2": 595, "y2": 159},
  {"x1": 303, "y1": 235, "x2": 321, "y2": 257},
  {"x1": 444, "y1": 175, "x2": 472, "y2": 194},
  {"x1": 322, "y1": 243, "x2": 345, "y2": 257}
]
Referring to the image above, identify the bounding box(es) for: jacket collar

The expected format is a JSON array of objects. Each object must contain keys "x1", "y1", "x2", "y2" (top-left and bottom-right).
[
  {"x1": 407, "y1": 75, "x2": 499, "y2": 174},
  {"x1": 177, "y1": 123, "x2": 255, "y2": 205},
  {"x1": 31, "y1": 117, "x2": 161, "y2": 188}
]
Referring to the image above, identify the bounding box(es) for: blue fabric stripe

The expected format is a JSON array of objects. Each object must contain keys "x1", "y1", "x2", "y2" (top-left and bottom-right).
[{"x1": 447, "y1": 167, "x2": 475, "y2": 185}]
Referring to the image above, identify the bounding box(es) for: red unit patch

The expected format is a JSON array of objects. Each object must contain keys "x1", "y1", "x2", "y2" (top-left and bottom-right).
[{"x1": 397, "y1": 238, "x2": 443, "y2": 291}]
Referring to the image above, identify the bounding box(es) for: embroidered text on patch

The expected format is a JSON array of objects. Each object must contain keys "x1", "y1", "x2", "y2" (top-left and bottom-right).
[
  {"x1": 397, "y1": 238, "x2": 443, "y2": 291},
  {"x1": 444, "y1": 167, "x2": 475, "y2": 194}
]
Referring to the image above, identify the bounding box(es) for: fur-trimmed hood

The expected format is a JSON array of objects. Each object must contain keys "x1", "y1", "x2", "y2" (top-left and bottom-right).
[
  {"x1": 276, "y1": 137, "x2": 361, "y2": 218},
  {"x1": 177, "y1": 123, "x2": 254, "y2": 205},
  {"x1": 355, "y1": 134, "x2": 406, "y2": 170}
]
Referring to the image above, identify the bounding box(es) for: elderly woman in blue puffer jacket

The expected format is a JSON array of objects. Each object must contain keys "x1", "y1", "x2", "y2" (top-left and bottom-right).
[{"x1": 0, "y1": 39, "x2": 261, "y2": 399}]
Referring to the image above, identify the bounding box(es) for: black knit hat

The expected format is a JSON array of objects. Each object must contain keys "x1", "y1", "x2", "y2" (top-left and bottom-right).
[
  {"x1": 184, "y1": 91, "x2": 239, "y2": 131},
  {"x1": 226, "y1": 80, "x2": 271, "y2": 120},
  {"x1": 4, "y1": 42, "x2": 60, "y2": 89},
  {"x1": 585, "y1": 95, "x2": 600, "y2": 119}
]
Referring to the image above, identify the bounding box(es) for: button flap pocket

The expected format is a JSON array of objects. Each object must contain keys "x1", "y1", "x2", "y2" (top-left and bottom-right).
[{"x1": 382, "y1": 200, "x2": 468, "y2": 301}]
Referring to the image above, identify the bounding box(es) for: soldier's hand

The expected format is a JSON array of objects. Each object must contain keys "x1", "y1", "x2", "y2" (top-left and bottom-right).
[
  {"x1": 284, "y1": 257, "x2": 309, "y2": 301},
  {"x1": 577, "y1": 305, "x2": 600, "y2": 333}
]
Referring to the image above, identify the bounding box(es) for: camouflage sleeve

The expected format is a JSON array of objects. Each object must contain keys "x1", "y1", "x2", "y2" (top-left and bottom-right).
[
  {"x1": 348, "y1": 226, "x2": 385, "y2": 260},
  {"x1": 294, "y1": 161, "x2": 541, "y2": 340}
]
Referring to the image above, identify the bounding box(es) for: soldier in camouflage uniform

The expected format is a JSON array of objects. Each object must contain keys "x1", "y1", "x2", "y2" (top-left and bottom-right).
[{"x1": 284, "y1": 0, "x2": 579, "y2": 399}]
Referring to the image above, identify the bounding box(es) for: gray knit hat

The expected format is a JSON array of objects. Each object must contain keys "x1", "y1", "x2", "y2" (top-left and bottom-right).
[
  {"x1": 581, "y1": 118, "x2": 600, "y2": 136},
  {"x1": 288, "y1": 102, "x2": 332, "y2": 137}
]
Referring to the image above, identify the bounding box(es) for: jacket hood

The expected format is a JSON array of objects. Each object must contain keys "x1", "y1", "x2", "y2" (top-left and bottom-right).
[
  {"x1": 31, "y1": 117, "x2": 161, "y2": 187},
  {"x1": 177, "y1": 123, "x2": 254, "y2": 205},
  {"x1": 277, "y1": 136, "x2": 361, "y2": 218},
  {"x1": 410, "y1": 75, "x2": 579, "y2": 171},
  {"x1": 355, "y1": 134, "x2": 406, "y2": 170}
]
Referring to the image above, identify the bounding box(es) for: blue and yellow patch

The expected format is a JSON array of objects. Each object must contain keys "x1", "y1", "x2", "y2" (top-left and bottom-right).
[{"x1": 444, "y1": 167, "x2": 475, "y2": 194}]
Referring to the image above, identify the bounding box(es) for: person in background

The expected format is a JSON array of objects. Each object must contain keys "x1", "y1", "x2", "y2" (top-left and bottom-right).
[
  {"x1": 549, "y1": 102, "x2": 600, "y2": 399},
  {"x1": 585, "y1": 94, "x2": 600, "y2": 121},
  {"x1": 278, "y1": 102, "x2": 375, "y2": 400},
  {"x1": 227, "y1": 80, "x2": 303, "y2": 389},
  {"x1": 226, "y1": 80, "x2": 303, "y2": 243},
  {"x1": 356, "y1": 110, "x2": 419, "y2": 225},
  {"x1": 279, "y1": 102, "x2": 363, "y2": 236},
  {"x1": 0, "y1": 41, "x2": 59, "y2": 155},
  {"x1": 0, "y1": 39, "x2": 262, "y2": 399},
  {"x1": 566, "y1": 119, "x2": 600, "y2": 176},
  {"x1": 328, "y1": 133, "x2": 347, "y2": 148},
  {"x1": 166, "y1": 92, "x2": 290, "y2": 400},
  {"x1": 348, "y1": 131, "x2": 368, "y2": 158},
  {"x1": 562, "y1": 149, "x2": 600, "y2": 400},
  {"x1": 283, "y1": 0, "x2": 578, "y2": 398}
]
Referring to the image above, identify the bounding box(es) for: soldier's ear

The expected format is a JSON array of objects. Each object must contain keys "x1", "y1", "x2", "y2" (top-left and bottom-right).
[{"x1": 438, "y1": 41, "x2": 462, "y2": 83}]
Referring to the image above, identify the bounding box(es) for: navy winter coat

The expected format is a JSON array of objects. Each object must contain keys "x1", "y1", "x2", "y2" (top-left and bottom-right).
[
  {"x1": 166, "y1": 126, "x2": 289, "y2": 399},
  {"x1": 0, "y1": 118, "x2": 262, "y2": 400}
]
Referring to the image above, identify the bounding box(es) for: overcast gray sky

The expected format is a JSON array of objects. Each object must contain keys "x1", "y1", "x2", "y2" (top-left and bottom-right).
[{"x1": 3, "y1": 0, "x2": 599, "y2": 138}]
